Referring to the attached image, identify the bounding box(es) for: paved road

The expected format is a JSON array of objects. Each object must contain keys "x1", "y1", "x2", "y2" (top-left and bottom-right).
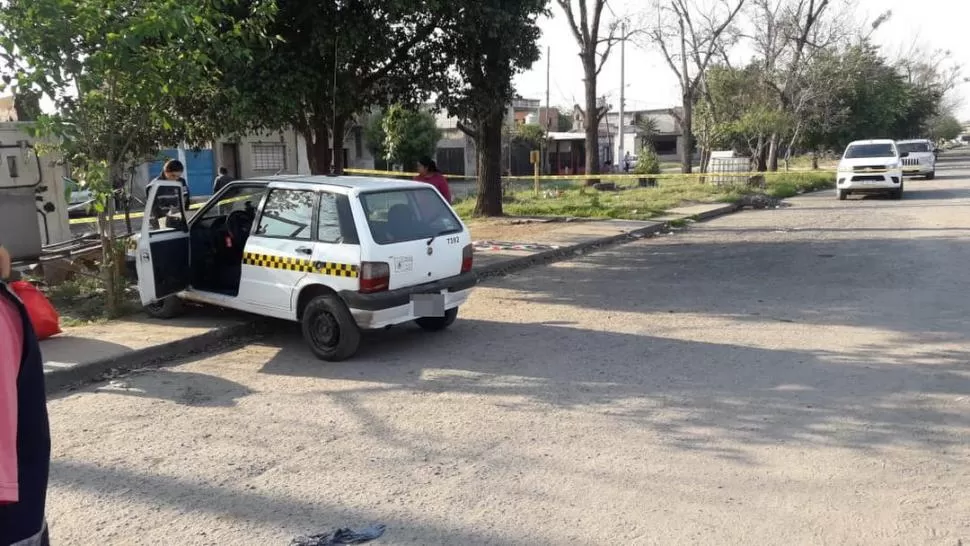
[{"x1": 46, "y1": 153, "x2": 970, "y2": 544}]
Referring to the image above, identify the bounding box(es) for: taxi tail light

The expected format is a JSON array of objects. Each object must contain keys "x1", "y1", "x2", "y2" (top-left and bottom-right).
[
  {"x1": 359, "y1": 262, "x2": 390, "y2": 293},
  {"x1": 461, "y1": 244, "x2": 473, "y2": 273}
]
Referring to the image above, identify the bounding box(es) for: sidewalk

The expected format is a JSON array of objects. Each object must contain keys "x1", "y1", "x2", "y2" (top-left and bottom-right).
[{"x1": 42, "y1": 203, "x2": 737, "y2": 392}]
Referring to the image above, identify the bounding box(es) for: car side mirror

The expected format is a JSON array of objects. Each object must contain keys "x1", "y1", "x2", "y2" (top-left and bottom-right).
[{"x1": 899, "y1": 152, "x2": 909, "y2": 158}]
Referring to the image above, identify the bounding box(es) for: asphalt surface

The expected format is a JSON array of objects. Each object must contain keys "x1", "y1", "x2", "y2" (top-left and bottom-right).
[{"x1": 46, "y1": 152, "x2": 970, "y2": 544}]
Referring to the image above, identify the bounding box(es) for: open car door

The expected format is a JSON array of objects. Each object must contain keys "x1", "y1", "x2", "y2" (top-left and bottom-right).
[{"x1": 136, "y1": 181, "x2": 190, "y2": 305}]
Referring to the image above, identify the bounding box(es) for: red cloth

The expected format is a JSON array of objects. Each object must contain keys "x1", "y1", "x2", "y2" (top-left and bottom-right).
[
  {"x1": 7, "y1": 282, "x2": 60, "y2": 341},
  {"x1": 414, "y1": 172, "x2": 452, "y2": 204}
]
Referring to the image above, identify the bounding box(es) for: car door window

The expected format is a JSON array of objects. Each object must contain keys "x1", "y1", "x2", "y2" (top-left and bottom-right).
[
  {"x1": 317, "y1": 192, "x2": 342, "y2": 243},
  {"x1": 200, "y1": 186, "x2": 265, "y2": 221},
  {"x1": 256, "y1": 189, "x2": 315, "y2": 240}
]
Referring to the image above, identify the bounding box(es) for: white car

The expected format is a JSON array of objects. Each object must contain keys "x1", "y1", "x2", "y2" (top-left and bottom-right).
[
  {"x1": 896, "y1": 139, "x2": 936, "y2": 179},
  {"x1": 128, "y1": 175, "x2": 476, "y2": 361},
  {"x1": 835, "y1": 139, "x2": 905, "y2": 200}
]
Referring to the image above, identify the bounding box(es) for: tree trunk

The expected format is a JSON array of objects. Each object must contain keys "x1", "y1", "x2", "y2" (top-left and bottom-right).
[
  {"x1": 332, "y1": 116, "x2": 346, "y2": 174},
  {"x1": 474, "y1": 111, "x2": 505, "y2": 217},
  {"x1": 304, "y1": 121, "x2": 332, "y2": 175},
  {"x1": 681, "y1": 94, "x2": 693, "y2": 174},
  {"x1": 583, "y1": 58, "x2": 600, "y2": 186},
  {"x1": 767, "y1": 133, "x2": 780, "y2": 171}
]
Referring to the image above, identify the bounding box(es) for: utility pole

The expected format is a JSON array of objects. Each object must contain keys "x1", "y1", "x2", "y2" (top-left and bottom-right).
[
  {"x1": 617, "y1": 22, "x2": 626, "y2": 172},
  {"x1": 544, "y1": 46, "x2": 551, "y2": 174}
]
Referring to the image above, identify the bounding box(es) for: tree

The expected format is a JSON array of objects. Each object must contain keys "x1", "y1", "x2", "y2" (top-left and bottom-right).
[
  {"x1": 646, "y1": 0, "x2": 746, "y2": 174},
  {"x1": 381, "y1": 104, "x2": 442, "y2": 169},
  {"x1": 0, "y1": 0, "x2": 272, "y2": 315},
  {"x1": 634, "y1": 113, "x2": 660, "y2": 151},
  {"x1": 929, "y1": 114, "x2": 963, "y2": 142},
  {"x1": 514, "y1": 123, "x2": 547, "y2": 149},
  {"x1": 208, "y1": 1, "x2": 446, "y2": 175},
  {"x1": 557, "y1": 0, "x2": 623, "y2": 184},
  {"x1": 434, "y1": 0, "x2": 547, "y2": 216}
]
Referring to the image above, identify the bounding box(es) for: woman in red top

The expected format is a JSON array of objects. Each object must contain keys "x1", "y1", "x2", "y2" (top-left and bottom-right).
[{"x1": 414, "y1": 157, "x2": 452, "y2": 204}]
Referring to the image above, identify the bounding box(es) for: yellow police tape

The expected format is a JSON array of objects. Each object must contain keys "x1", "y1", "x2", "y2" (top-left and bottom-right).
[{"x1": 343, "y1": 167, "x2": 846, "y2": 181}]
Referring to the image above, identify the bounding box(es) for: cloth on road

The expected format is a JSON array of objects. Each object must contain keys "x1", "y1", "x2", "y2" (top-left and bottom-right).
[{"x1": 289, "y1": 525, "x2": 386, "y2": 545}]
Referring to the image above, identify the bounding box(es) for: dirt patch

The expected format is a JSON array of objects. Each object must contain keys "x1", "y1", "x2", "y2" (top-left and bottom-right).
[{"x1": 467, "y1": 217, "x2": 583, "y2": 243}]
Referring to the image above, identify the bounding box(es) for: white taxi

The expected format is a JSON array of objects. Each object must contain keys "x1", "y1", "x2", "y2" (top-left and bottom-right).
[{"x1": 128, "y1": 175, "x2": 476, "y2": 361}]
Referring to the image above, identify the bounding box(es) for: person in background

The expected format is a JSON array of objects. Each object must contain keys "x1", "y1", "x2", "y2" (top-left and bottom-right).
[
  {"x1": 212, "y1": 166, "x2": 233, "y2": 194},
  {"x1": 0, "y1": 244, "x2": 52, "y2": 546},
  {"x1": 414, "y1": 156, "x2": 452, "y2": 204},
  {"x1": 147, "y1": 159, "x2": 189, "y2": 205}
]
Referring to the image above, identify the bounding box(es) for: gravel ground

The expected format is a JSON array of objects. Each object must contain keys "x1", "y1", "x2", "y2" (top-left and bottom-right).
[{"x1": 45, "y1": 154, "x2": 970, "y2": 545}]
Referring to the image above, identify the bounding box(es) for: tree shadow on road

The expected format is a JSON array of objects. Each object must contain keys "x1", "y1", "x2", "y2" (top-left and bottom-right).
[
  {"x1": 257, "y1": 316, "x2": 970, "y2": 464},
  {"x1": 489, "y1": 234, "x2": 970, "y2": 338}
]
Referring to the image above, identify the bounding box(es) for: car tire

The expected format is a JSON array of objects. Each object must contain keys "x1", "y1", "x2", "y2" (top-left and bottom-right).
[
  {"x1": 301, "y1": 294, "x2": 360, "y2": 361},
  {"x1": 892, "y1": 184, "x2": 904, "y2": 199},
  {"x1": 925, "y1": 171, "x2": 935, "y2": 180},
  {"x1": 144, "y1": 296, "x2": 186, "y2": 319},
  {"x1": 415, "y1": 307, "x2": 459, "y2": 332},
  {"x1": 837, "y1": 190, "x2": 848, "y2": 201}
]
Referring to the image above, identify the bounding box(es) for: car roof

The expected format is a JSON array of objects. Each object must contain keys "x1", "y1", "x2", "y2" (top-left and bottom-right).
[
  {"x1": 847, "y1": 139, "x2": 896, "y2": 146},
  {"x1": 243, "y1": 174, "x2": 425, "y2": 193},
  {"x1": 896, "y1": 139, "x2": 931, "y2": 144}
]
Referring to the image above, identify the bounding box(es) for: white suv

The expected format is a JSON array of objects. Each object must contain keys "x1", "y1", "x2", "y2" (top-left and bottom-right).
[
  {"x1": 896, "y1": 139, "x2": 936, "y2": 179},
  {"x1": 128, "y1": 175, "x2": 476, "y2": 361},
  {"x1": 835, "y1": 139, "x2": 905, "y2": 200}
]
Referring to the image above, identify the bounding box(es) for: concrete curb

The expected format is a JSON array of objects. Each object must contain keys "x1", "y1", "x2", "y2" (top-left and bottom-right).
[
  {"x1": 46, "y1": 203, "x2": 743, "y2": 393},
  {"x1": 45, "y1": 320, "x2": 266, "y2": 395}
]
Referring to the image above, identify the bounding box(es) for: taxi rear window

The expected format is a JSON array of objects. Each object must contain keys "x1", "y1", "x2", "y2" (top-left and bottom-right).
[{"x1": 360, "y1": 188, "x2": 462, "y2": 245}]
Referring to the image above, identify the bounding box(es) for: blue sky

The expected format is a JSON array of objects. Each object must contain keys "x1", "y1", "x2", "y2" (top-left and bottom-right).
[{"x1": 513, "y1": 0, "x2": 970, "y2": 120}]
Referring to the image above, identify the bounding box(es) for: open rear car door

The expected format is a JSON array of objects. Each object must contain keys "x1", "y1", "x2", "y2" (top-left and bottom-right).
[{"x1": 136, "y1": 182, "x2": 191, "y2": 305}]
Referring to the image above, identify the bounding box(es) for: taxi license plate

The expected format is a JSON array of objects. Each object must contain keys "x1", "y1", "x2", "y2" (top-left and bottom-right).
[{"x1": 411, "y1": 293, "x2": 445, "y2": 317}]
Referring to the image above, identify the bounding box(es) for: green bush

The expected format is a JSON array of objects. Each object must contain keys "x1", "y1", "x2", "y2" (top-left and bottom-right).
[{"x1": 633, "y1": 146, "x2": 661, "y2": 175}]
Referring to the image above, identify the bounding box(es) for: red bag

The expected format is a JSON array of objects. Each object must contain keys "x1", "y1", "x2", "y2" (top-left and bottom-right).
[{"x1": 8, "y1": 280, "x2": 62, "y2": 340}]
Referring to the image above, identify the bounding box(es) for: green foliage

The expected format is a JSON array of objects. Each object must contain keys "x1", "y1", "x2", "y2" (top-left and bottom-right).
[
  {"x1": 381, "y1": 104, "x2": 442, "y2": 168},
  {"x1": 0, "y1": 0, "x2": 273, "y2": 315},
  {"x1": 431, "y1": 0, "x2": 549, "y2": 216},
  {"x1": 633, "y1": 146, "x2": 661, "y2": 175},
  {"x1": 928, "y1": 114, "x2": 963, "y2": 141},
  {"x1": 208, "y1": 0, "x2": 447, "y2": 174},
  {"x1": 513, "y1": 123, "x2": 546, "y2": 149},
  {"x1": 557, "y1": 110, "x2": 573, "y2": 131}
]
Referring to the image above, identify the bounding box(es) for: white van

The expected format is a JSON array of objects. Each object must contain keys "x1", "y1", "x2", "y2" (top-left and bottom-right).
[{"x1": 129, "y1": 175, "x2": 476, "y2": 361}]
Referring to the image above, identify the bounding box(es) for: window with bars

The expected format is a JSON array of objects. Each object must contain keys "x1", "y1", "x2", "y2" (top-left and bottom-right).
[{"x1": 251, "y1": 143, "x2": 286, "y2": 171}]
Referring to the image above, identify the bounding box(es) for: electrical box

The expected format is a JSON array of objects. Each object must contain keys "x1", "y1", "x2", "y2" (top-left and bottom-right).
[{"x1": 0, "y1": 122, "x2": 71, "y2": 261}]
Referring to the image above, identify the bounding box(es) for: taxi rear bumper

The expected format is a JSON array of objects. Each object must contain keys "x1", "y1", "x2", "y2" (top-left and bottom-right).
[{"x1": 341, "y1": 272, "x2": 477, "y2": 329}]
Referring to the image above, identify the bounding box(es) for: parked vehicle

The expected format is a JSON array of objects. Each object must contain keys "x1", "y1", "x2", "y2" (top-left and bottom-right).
[
  {"x1": 126, "y1": 175, "x2": 476, "y2": 361},
  {"x1": 64, "y1": 178, "x2": 95, "y2": 217},
  {"x1": 835, "y1": 139, "x2": 905, "y2": 200},
  {"x1": 896, "y1": 139, "x2": 936, "y2": 179}
]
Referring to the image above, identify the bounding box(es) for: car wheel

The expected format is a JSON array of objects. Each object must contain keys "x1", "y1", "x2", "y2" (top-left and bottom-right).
[
  {"x1": 415, "y1": 307, "x2": 459, "y2": 332},
  {"x1": 925, "y1": 171, "x2": 935, "y2": 180},
  {"x1": 144, "y1": 296, "x2": 185, "y2": 319},
  {"x1": 301, "y1": 294, "x2": 360, "y2": 361},
  {"x1": 837, "y1": 190, "x2": 848, "y2": 201},
  {"x1": 892, "y1": 184, "x2": 904, "y2": 199}
]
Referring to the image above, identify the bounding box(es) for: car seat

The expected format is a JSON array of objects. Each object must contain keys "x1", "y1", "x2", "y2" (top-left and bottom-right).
[{"x1": 386, "y1": 204, "x2": 416, "y2": 240}]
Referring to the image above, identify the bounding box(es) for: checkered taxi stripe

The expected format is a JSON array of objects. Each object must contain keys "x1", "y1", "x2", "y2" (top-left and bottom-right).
[{"x1": 242, "y1": 252, "x2": 359, "y2": 278}]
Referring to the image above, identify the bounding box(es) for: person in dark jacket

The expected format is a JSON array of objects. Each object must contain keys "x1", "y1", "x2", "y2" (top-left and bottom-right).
[
  {"x1": 0, "y1": 244, "x2": 52, "y2": 546},
  {"x1": 146, "y1": 159, "x2": 189, "y2": 204},
  {"x1": 212, "y1": 167, "x2": 233, "y2": 194},
  {"x1": 414, "y1": 156, "x2": 452, "y2": 204}
]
